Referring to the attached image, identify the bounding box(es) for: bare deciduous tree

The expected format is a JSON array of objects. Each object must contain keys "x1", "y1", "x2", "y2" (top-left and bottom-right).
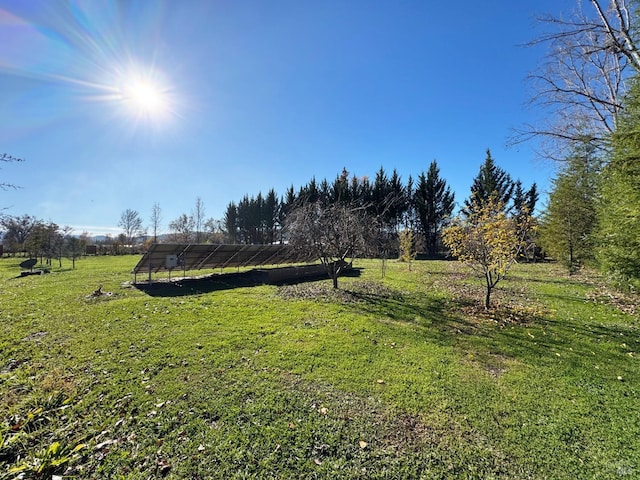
[
  {"x1": 118, "y1": 209, "x2": 143, "y2": 250},
  {"x1": 65, "y1": 234, "x2": 84, "y2": 269},
  {"x1": 513, "y1": 0, "x2": 640, "y2": 160},
  {"x1": 193, "y1": 197, "x2": 205, "y2": 243},
  {"x1": 204, "y1": 217, "x2": 224, "y2": 243},
  {"x1": 168, "y1": 213, "x2": 195, "y2": 243},
  {"x1": 286, "y1": 202, "x2": 373, "y2": 289},
  {"x1": 150, "y1": 202, "x2": 162, "y2": 243}
]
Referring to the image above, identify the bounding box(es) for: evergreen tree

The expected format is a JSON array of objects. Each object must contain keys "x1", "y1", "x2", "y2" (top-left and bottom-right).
[
  {"x1": 404, "y1": 174, "x2": 415, "y2": 228},
  {"x1": 464, "y1": 149, "x2": 514, "y2": 216},
  {"x1": 511, "y1": 180, "x2": 539, "y2": 261},
  {"x1": 352, "y1": 175, "x2": 372, "y2": 208},
  {"x1": 526, "y1": 183, "x2": 539, "y2": 214},
  {"x1": 299, "y1": 177, "x2": 320, "y2": 204},
  {"x1": 254, "y1": 192, "x2": 265, "y2": 243},
  {"x1": 597, "y1": 78, "x2": 640, "y2": 288},
  {"x1": 539, "y1": 146, "x2": 599, "y2": 273},
  {"x1": 414, "y1": 160, "x2": 455, "y2": 256},
  {"x1": 224, "y1": 202, "x2": 238, "y2": 243},
  {"x1": 388, "y1": 168, "x2": 406, "y2": 231},
  {"x1": 319, "y1": 178, "x2": 331, "y2": 206},
  {"x1": 512, "y1": 180, "x2": 539, "y2": 218},
  {"x1": 512, "y1": 180, "x2": 526, "y2": 217},
  {"x1": 371, "y1": 166, "x2": 391, "y2": 220},
  {"x1": 263, "y1": 189, "x2": 280, "y2": 244},
  {"x1": 331, "y1": 167, "x2": 350, "y2": 204},
  {"x1": 236, "y1": 195, "x2": 251, "y2": 244}
]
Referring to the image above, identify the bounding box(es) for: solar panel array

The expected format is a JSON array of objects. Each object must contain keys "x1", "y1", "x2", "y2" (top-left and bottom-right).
[{"x1": 132, "y1": 243, "x2": 318, "y2": 275}]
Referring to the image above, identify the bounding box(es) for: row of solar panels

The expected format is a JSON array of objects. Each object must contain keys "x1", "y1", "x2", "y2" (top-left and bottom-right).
[{"x1": 132, "y1": 243, "x2": 318, "y2": 275}]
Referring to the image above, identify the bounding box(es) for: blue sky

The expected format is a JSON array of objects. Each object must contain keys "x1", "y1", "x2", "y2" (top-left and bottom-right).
[{"x1": 1, "y1": 0, "x2": 575, "y2": 236}]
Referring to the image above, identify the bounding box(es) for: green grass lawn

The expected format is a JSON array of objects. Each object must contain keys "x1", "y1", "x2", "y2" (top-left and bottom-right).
[{"x1": 1, "y1": 255, "x2": 638, "y2": 479}]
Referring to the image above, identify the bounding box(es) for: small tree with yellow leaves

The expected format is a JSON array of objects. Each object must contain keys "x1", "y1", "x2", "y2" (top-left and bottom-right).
[
  {"x1": 398, "y1": 229, "x2": 418, "y2": 271},
  {"x1": 442, "y1": 195, "x2": 535, "y2": 309}
]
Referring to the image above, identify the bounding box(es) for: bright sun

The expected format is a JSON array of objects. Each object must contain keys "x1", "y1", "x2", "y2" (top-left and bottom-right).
[
  {"x1": 122, "y1": 78, "x2": 167, "y2": 115},
  {"x1": 128, "y1": 81, "x2": 162, "y2": 110},
  {"x1": 112, "y1": 66, "x2": 175, "y2": 126}
]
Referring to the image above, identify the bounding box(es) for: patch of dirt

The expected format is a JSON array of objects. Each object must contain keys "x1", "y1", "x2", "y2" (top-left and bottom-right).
[
  {"x1": 23, "y1": 331, "x2": 48, "y2": 341},
  {"x1": 85, "y1": 285, "x2": 116, "y2": 301},
  {"x1": 485, "y1": 364, "x2": 507, "y2": 378},
  {"x1": 1, "y1": 358, "x2": 27, "y2": 373},
  {"x1": 463, "y1": 353, "x2": 511, "y2": 380}
]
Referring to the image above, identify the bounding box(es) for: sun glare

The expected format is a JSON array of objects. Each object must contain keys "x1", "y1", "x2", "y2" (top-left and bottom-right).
[
  {"x1": 123, "y1": 79, "x2": 165, "y2": 114},
  {"x1": 112, "y1": 67, "x2": 176, "y2": 127},
  {"x1": 122, "y1": 79, "x2": 169, "y2": 117}
]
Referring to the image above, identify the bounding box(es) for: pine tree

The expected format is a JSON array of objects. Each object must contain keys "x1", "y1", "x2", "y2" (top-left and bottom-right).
[
  {"x1": 414, "y1": 160, "x2": 455, "y2": 256},
  {"x1": 331, "y1": 167, "x2": 350, "y2": 204},
  {"x1": 463, "y1": 149, "x2": 514, "y2": 217},
  {"x1": 264, "y1": 189, "x2": 280, "y2": 244},
  {"x1": 539, "y1": 145, "x2": 599, "y2": 273},
  {"x1": 597, "y1": 78, "x2": 640, "y2": 288},
  {"x1": 388, "y1": 169, "x2": 407, "y2": 231},
  {"x1": 223, "y1": 202, "x2": 238, "y2": 243},
  {"x1": 371, "y1": 166, "x2": 391, "y2": 220}
]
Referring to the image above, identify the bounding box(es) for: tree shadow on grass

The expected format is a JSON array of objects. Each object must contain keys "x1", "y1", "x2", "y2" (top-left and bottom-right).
[
  {"x1": 509, "y1": 274, "x2": 595, "y2": 289},
  {"x1": 135, "y1": 268, "x2": 362, "y2": 298},
  {"x1": 342, "y1": 286, "x2": 479, "y2": 342},
  {"x1": 341, "y1": 282, "x2": 638, "y2": 375},
  {"x1": 478, "y1": 315, "x2": 639, "y2": 377}
]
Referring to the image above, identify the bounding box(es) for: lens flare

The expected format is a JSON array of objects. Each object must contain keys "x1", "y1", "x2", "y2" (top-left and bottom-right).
[{"x1": 0, "y1": 4, "x2": 181, "y2": 135}]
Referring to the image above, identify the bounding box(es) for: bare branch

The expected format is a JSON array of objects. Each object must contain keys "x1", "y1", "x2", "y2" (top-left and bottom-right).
[
  {"x1": 514, "y1": 0, "x2": 640, "y2": 160},
  {"x1": 0, "y1": 152, "x2": 24, "y2": 190}
]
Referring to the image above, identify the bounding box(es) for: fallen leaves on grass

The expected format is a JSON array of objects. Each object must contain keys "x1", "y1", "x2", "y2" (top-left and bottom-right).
[
  {"x1": 460, "y1": 303, "x2": 548, "y2": 326},
  {"x1": 587, "y1": 285, "x2": 638, "y2": 317},
  {"x1": 278, "y1": 280, "x2": 403, "y2": 304}
]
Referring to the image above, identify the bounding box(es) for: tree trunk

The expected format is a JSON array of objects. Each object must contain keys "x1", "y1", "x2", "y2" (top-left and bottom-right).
[
  {"x1": 485, "y1": 286, "x2": 492, "y2": 310},
  {"x1": 569, "y1": 239, "x2": 575, "y2": 275},
  {"x1": 326, "y1": 262, "x2": 340, "y2": 289}
]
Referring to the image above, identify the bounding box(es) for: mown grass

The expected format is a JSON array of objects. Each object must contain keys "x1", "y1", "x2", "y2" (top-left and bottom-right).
[{"x1": 1, "y1": 255, "x2": 638, "y2": 478}]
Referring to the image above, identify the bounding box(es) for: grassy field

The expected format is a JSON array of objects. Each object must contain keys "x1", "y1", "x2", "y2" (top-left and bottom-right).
[{"x1": 0, "y1": 255, "x2": 638, "y2": 479}]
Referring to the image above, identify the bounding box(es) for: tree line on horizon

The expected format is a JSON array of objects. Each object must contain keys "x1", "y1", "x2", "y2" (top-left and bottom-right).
[
  {"x1": 0, "y1": 150, "x2": 536, "y2": 264},
  {"x1": 221, "y1": 151, "x2": 537, "y2": 259}
]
